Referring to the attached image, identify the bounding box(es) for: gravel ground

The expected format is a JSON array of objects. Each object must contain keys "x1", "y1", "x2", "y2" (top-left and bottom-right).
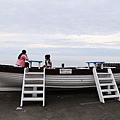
[{"x1": 0, "y1": 88, "x2": 120, "y2": 120}]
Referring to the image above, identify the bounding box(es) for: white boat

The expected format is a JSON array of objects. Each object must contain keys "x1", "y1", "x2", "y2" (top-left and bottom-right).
[{"x1": 0, "y1": 64, "x2": 120, "y2": 91}]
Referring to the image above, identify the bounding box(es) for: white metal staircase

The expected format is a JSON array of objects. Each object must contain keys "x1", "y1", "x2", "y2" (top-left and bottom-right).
[
  {"x1": 20, "y1": 68, "x2": 45, "y2": 107},
  {"x1": 93, "y1": 67, "x2": 120, "y2": 103}
]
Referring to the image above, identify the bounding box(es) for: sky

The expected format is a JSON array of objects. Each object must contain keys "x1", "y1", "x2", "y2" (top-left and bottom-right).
[{"x1": 0, "y1": 0, "x2": 120, "y2": 66}]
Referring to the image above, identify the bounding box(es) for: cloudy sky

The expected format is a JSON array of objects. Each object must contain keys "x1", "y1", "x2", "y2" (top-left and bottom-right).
[{"x1": 0, "y1": 0, "x2": 120, "y2": 66}]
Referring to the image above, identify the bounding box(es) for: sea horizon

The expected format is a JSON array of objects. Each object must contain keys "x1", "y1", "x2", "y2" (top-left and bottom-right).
[{"x1": 1, "y1": 55, "x2": 120, "y2": 68}]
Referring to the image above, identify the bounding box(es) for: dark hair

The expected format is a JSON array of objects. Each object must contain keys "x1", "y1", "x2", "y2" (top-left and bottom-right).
[
  {"x1": 45, "y1": 54, "x2": 50, "y2": 59},
  {"x1": 18, "y1": 50, "x2": 26, "y2": 59}
]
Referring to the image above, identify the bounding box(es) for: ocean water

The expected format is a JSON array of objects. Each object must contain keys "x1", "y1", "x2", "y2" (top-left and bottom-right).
[
  {"x1": 53, "y1": 56, "x2": 120, "y2": 67},
  {"x1": 1, "y1": 55, "x2": 120, "y2": 67}
]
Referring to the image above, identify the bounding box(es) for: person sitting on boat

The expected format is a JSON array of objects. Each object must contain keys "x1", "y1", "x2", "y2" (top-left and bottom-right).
[
  {"x1": 43, "y1": 54, "x2": 52, "y2": 69},
  {"x1": 16, "y1": 50, "x2": 29, "y2": 67}
]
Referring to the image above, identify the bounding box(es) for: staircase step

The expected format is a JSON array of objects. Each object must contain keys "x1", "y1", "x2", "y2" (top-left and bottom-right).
[
  {"x1": 103, "y1": 95, "x2": 119, "y2": 99},
  {"x1": 24, "y1": 84, "x2": 44, "y2": 87},
  {"x1": 101, "y1": 89, "x2": 117, "y2": 92},
  {"x1": 100, "y1": 83, "x2": 114, "y2": 86},
  {"x1": 93, "y1": 68, "x2": 120, "y2": 103},
  {"x1": 97, "y1": 73, "x2": 111, "y2": 75},
  {"x1": 98, "y1": 78, "x2": 113, "y2": 80},
  {"x1": 20, "y1": 68, "x2": 45, "y2": 107},
  {"x1": 24, "y1": 91, "x2": 43, "y2": 94},
  {"x1": 23, "y1": 97, "x2": 43, "y2": 101},
  {"x1": 26, "y1": 72, "x2": 44, "y2": 75},
  {"x1": 25, "y1": 78, "x2": 44, "y2": 80}
]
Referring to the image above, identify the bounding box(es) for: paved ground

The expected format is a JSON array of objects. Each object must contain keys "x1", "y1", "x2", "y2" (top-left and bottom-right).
[{"x1": 0, "y1": 88, "x2": 120, "y2": 120}]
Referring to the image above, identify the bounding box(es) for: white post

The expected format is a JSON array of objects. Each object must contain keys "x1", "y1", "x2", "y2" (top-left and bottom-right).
[{"x1": 38, "y1": 62, "x2": 41, "y2": 69}]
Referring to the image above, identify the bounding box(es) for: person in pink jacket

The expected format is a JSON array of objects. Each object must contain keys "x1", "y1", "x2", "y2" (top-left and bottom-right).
[{"x1": 16, "y1": 50, "x2": 29, "y2": 67}]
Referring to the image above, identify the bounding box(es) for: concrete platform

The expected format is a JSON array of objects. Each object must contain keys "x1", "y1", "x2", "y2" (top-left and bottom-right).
[{"x1": 0, "y1": 88, "x2": 120, "y2": 120}]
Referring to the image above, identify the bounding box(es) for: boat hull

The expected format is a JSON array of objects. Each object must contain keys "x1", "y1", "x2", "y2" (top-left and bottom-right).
[{"x1": 0, "y1": 65, "x2": 120, "y2": 91}]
